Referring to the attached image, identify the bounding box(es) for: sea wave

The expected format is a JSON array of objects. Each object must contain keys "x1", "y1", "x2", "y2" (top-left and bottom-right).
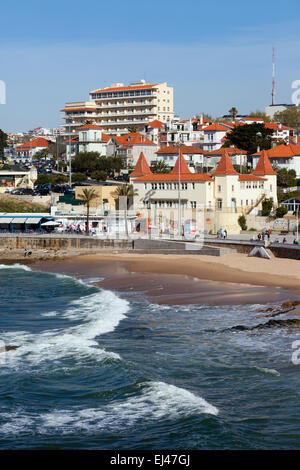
[
  {"x1": 0, "y1": 381, "x2": 218, "y2": 435},
  {"x1": 0, "y1": 276, "x2": 129, "y2": 369},
  {"x1": 253, "y1": 366, "x2": 281, "y2": 377},
  {"x1": 0, "y1": 263, "x2": 32, "y2": 271}
]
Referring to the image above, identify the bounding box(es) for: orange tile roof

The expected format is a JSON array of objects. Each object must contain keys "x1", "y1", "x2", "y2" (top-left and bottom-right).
[
  {"x1": 113, "y1": 132, "x2": 156, "y2": 146},
  {"x1": 212, "y1": 149, "x2": 239, "y2": 175},
  {"x1": 78, "y1": 124, "x2": 103, "y2": 130},
  {"x1": 133, "y1": 152, "x2": 213, "y2": 182},
  {"x1": 156, "y1": 145, "x2": 207, "y2": 155},
  {"x1": 253, "y1": 143, "x2": 300, "y2": 158},
  {"x1": 204, "y1": 123, "x2": 230, "y2": 132},
  {"x1": 130, "y1": 152, "x2": 152, "y2": 177},
  {"x1": 265, "y1": 122, "x2": 294, "y2": 131},
  {"x1": 238, "y1": 174, "x2": 266, "y2": 181},
  {"x1": 146, "y1": 119, "x2": 165, "y2": 129},
  {"x1": 252, "y1": 150, "x2": 277, "y2": 175},
  {"x1": 206, "y1": 147, "x2": 247, "y2": 156},
  {"x1": 90, "y1": 83, "x2": 158, "y2": 94},
  {"x1": 16, "y1": 138, "x2": 50, "y2": 150},
  {"x1": 60, "y1": 107, "x2": 97, "y2": 112}
]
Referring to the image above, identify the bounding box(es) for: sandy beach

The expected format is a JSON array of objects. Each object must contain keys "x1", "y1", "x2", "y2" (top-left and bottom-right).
[{"x1": 31, "y1": 252, "x2": 300, "y2": 305}]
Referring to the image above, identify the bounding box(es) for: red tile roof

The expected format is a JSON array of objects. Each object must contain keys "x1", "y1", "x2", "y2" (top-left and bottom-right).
[
  {"x1": 156, "y1": 145, "x2": 207, "y2": 155},
  {"x1": 253, "y1": 143, "x2": 300, "y2": 158},
  {"x1": 60, "y1": 107, "x2": 97, "y2": 112},
  {"x1": 238, "y1": 174, "x2": 266, "y2": 181},
  {"x1": 204, "y1": 123, "x2": 230, "y2": 132},
  {"x1": 16, "y1": 138, "x2": 50, "y2": 151},
  {"x1": 146, "y1": 120, "x2": 165, "y2": 129},
  {"x1": 253, "y1": 150, "x2": 277, "y2": 175},
  {"x1": 265, "y1": 122, "x2": 294, "y2": 131},
  {"x1": 113, "y1": 132, "x2": 156, "y2": 146},
  {"x1": 206, "y1": 147, "x2": 247, "y2": 156},
  {"x1": 212, "y1": 149, "x2": 239, "y2": 175},
  {"x1": 78, "y1": 124, "x2": 103, "y2": 130},
  {"x1": 90, "y1": 84, "x2": 158, "y2": 94},
  {"x1": 133, "y1": 152, "x2": 213, "y2": 182},
  {"x1": 130, "y1": 152, "x2": 152, "y2": 177}
]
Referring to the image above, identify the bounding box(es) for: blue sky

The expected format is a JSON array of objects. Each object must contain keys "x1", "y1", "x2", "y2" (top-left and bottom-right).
[{"x1": 1, "y1": 0, "x2": 300, "y2": 132}]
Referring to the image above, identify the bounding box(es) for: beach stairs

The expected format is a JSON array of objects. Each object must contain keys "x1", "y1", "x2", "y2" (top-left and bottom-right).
[{"x1": 245, "y1": 193, "x2": 266, "y2": 215}]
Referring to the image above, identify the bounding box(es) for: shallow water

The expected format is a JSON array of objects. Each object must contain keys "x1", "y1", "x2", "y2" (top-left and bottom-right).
[{"x1": 0, "y1": 264, "x2": 300, "y2": 449}]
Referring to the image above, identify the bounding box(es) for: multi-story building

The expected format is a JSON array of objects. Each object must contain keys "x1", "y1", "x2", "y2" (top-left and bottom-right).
[
  {"x1": 61, "y1": 81, "x2": 174, "y2": 138},
  {"x1": 131, "y1": 150, "x2": 277, "y2": 233}
]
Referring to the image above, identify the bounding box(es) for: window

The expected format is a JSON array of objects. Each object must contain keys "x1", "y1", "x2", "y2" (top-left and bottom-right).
[
  {"x1": 144, "y1": 184, "x2": 147, "y2": 190},
  {"x1": 192, "y1": 183, "x2": 195, "y2": 189},
  {"x1": 246, "y1": 199, "x2": 248, "y2": 206},
  {"x1": 190, "y1": 201, "x2": 197, "y2": 208},
  {"x1": 218, "y1": 185, "x2": 221, "y2": 192},
  {"x1": 232, "y1": 185, "x2": 234, "y2": 192},
  {"x1": 217, "y1": 199, "x2": 222, "y2": 210},
  {"x1": 240, "y1": 182, "x2": 245, "y2": 190}
]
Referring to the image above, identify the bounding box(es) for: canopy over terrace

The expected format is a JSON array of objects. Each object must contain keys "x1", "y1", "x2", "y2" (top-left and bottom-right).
[{"x1": 0, "y1": 213, "x2": 54, "y2": 232}]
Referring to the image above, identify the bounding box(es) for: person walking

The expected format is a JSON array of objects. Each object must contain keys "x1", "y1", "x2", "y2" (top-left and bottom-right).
[{"x1": 224, "y1": 229, "x2": 227, "y2": 239}]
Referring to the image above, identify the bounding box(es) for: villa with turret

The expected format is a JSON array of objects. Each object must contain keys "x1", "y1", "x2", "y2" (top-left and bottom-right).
[{"x1": 130, "y1": 150, "x2": 277, "y2": 233}]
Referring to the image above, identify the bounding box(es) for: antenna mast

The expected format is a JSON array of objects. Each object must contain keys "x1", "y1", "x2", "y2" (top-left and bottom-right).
[{"x1": 272, "y1": 47, "x2": 275, "y2": 106}]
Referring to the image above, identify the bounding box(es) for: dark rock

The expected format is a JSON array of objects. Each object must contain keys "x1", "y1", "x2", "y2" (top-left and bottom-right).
[{"x1": 0, "y1": 345, "x2": 20, "y2": 353}]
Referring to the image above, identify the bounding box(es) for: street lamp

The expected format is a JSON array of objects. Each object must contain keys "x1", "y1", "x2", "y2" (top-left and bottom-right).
[{"x1": 173, "y1": 138, "x2": 182, "y2": 238}]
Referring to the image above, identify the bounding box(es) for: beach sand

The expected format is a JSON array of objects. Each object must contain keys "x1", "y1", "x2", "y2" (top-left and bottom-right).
[{"x1": 32, "y1": 252, "x2": 300, "y2": 306}]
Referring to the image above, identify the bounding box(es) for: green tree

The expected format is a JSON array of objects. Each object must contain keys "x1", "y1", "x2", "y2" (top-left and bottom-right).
[
  {"x1": 78, "y1": 188, "x2": 98, "y2": 235},
  {"x1": 248, "y1": 110, "x2": 272, "y2": 122},
  {"x1": 72, "y1": 172, "x2": 87, "y2": 183},
  {"x1": 0, "y1": 129, "x2": 8, "y2": 157},
  {"x1": 274, "y1": 106, "x2": 300, "y2": 133},
  {"x1": 229, "y1": 107, "x2": 238, "y2": 120},
  {"x1": 53, "y1": 173, "x2": 68, "y2": 184},
  {"x1": 238, "y1": 215, "x2": 247, "y2": 231},
  {"x1": 91, "y1": 170, "x2": 107, "y2": 181},
  {"x1": 112, "y1": 184, "x2": 138, "y2": 238},
  {"x1": 127, "y1": 125, "x2": 138, "y2": 133},
  {"x1": 33, "y1": 149, "x2": 49, "y2": 161},
  {"x1": 275, "y1": 168, "x2": 297, "y2": 188},
  {"x1": 276, "y1": 206, "x2": 288, "y2": 218},
  {"x1": 233, "y1": 164, "x2": 251, "y2": 174},
  {"x1": 262, "y1": 198, "x2": 273, "y2": 216},
  {"x1": 151, "y1": 161, "x2": 171, "y2": 174},
  {"x1": 223, "y1": 123, "x2": 274, "y2": 154}
]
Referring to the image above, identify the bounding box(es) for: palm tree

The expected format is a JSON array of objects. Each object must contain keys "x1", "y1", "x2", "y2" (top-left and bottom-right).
[
  {"x1": 112, "y1": 184, "x2": 138, "y2": 238},
  {"x1": 80, "y1": 188, "x2": 98, "y2": 235},
  {"x1": 229, "y1": 107, "x2": 238, "y2": 121},
  {"x1": 151, "y1": 161, "x2": 170, "y2": 174}
]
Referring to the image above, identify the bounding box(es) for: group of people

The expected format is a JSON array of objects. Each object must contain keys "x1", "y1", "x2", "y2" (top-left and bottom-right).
[
  {"x1": 257, "y1": 229, "x2": 272, "y2": 241},
  {"x1": 217, "y1": 228, "x2": 228, "y2": 239},
  {"x1": 24, "y1": 249, "x2": 32, "y2": 257}
]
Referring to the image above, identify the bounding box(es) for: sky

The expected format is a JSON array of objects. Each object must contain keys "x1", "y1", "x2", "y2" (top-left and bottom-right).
[{"x1": 1, "y1": 0, "x2": 300, "y2": 132}]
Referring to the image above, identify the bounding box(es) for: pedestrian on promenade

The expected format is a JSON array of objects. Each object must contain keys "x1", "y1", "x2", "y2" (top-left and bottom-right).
[{"x1": 224, "y1": 229, "x2": 227, "y2": 239}]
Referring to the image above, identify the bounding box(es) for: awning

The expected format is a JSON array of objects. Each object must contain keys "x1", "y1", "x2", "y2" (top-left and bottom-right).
[
  {"x1": 0, "y1": 217, "x2": 13, "y2": 224},
  {"x1": 11, "y1": 217, "x2": 28, "y2": 224},
  {"x1": 25, "y1": 217, "x2": 43, "y2": 224}
]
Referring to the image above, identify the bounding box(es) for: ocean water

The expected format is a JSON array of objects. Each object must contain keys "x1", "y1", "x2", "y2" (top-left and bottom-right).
[{"x1": 0, "y1": 264, "x2": 300, "y2": 450}]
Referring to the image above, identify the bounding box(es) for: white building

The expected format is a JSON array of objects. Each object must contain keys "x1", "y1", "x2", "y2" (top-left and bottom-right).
[
  {"x1": 155, "y1": 145, "x2": 208, "y2": 172},
  {"x1": 252, "y1": 143, "x2": 300, "y2": 177},
  {"x1": 203, "y1": 123, "x2": 230, "y2": 151},
  {"x1": 130, "y1": 150, "x2": 277, "y2": 233},
  {"x1": 14, "y1": 138, "x2": 51, "y2": 163}
]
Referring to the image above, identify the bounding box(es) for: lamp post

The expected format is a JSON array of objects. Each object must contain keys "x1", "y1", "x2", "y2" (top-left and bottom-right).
[
  {"x1": 69, "y1": 121, "x2": 72, "y2": 187},
  {"x1": 174, "y1": 139, "x2": 182, "y2": 238}
]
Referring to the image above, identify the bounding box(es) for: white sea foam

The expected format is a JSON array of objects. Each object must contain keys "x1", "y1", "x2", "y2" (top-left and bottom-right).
[
  {"x1": 0, "y1": 288, "x2": 129, "y2": 369},
  {"x1": 253, "y1": 366, "x2": 281, "y2": 377},
  {"x1": 0, "y1": 264, "x2": 32, "y2": 271},
  {"x1": 0, "y1": 381, "x2": 218, "y2": 435}
]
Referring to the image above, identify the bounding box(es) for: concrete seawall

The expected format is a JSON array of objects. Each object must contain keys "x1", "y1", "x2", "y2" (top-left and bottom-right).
[{"x1": 0, "y1": 236, "x2": 133, "y2": 252}]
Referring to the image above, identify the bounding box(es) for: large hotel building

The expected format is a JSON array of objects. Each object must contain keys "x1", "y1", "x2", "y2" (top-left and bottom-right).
[{"x1": 61, "y1": 81, "x2": 174, "y2": 137}]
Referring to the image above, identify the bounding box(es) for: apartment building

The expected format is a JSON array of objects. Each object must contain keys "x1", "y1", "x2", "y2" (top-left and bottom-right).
[
  {"x1": 89, "y1": 81, "x2": 174, "y2": 133},
  {"x1": 61, "y1": 81, "x2": 174, "y2": 138}
]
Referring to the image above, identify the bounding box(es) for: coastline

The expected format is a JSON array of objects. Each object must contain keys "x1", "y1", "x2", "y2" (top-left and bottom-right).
[{"x1": 30, "y1": 252, "x2": 300, "y2": 306}]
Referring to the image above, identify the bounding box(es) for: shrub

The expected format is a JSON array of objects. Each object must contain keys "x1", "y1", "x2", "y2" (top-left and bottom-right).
[
  {"x1": 249, "y1": 227, "x2": 257, "y2": 231},
  {"x1": 276, "y1": 206, "x2": 288, "y2": 218},
  {"x1": 238, "y1": 215, "x2": 247, "y2": 231},
  {"x1": 262, "y1": 198, "x2": 273, "y2": 216},
  {"x1": 71, "y1": 172, "x2": 87, "y2": 183},
  {"x1": 91, "y1": 170, "x2": 107, "y2": 181}
]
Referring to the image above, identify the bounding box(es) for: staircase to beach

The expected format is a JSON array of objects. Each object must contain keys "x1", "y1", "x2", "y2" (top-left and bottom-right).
[{"x1": 244, "y1": 193, "x2": 266, "y2": 215}]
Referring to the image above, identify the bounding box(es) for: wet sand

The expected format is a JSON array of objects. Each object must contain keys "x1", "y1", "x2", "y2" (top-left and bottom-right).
[{"x1": 32, "y1": 252, "x2": 300, "y2": 305}]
